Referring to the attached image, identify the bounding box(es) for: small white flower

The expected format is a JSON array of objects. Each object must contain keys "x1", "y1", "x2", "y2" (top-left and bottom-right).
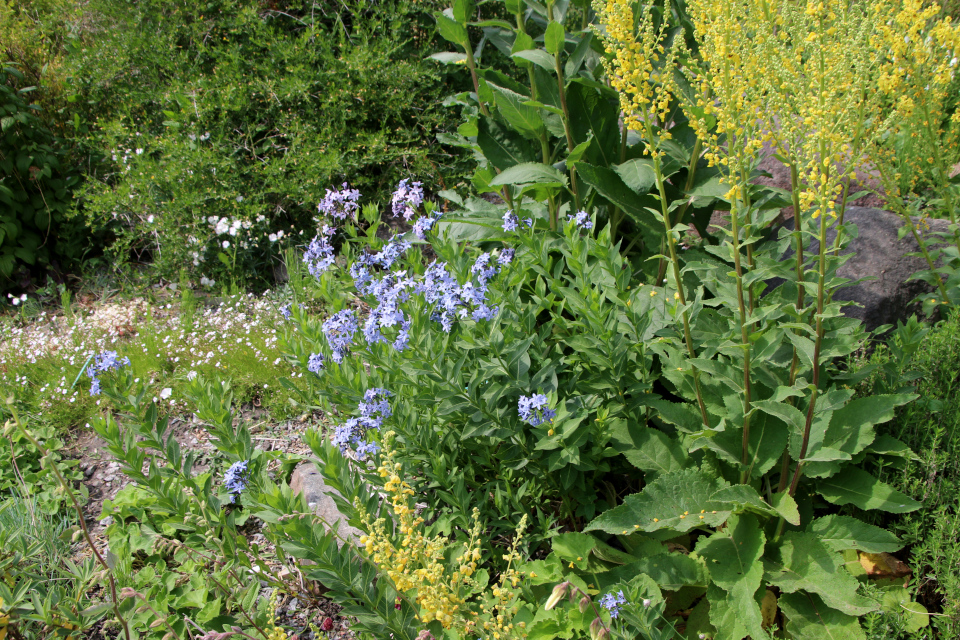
[
  {"x1": 268, "y1": 233, "x2": 278, "y2": 242},
  {"x1": 187, "y1": 370, "x2": 198, "y2": 381},
  {"x1": 222, "y1": 240, "x2": 230, "y2": 249},
  {"x1": 136, "y1": 148, "x2": 144, "y2": 155},
  {"x1": 236, "y1": 196, "x2": 244, "y2": 203},
  {"x1": 159, "y1": 387, "x2": 172, "y2": 400},
  {"x1": 147, "y1": 215, "x2": 155, "y2": 223}
]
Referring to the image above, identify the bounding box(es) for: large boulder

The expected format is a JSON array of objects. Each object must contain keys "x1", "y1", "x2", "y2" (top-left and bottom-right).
[
  {"x1": 289, "y1": 462, "x2": 362, "y2": 547},
  {"x1": 776, "y1": 207, "x2": 950, "y2": 332}
]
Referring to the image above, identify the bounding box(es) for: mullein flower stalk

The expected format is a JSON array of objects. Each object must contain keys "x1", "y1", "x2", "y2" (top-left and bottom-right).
[
  {"x1": 596, "y1": 0, "x2": 711, "y2": 430},
  {"x1": 676, "y1": 0, "x2": 769, "y2": 466},
  {"x1": 749, "y1": 0, "x2": 889, "y2": 491}
]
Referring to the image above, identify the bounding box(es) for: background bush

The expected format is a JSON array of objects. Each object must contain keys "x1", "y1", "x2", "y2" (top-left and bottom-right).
[{"x1": 3, "y1": 0, "x2": 472, "y2": 288}]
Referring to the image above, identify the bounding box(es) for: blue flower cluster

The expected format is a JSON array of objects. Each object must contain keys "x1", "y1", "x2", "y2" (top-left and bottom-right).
[
  {"x1": 223, "y1": 460, "x2": 249, "y2": 503},
  {"x1": 391, "y1": 179, "x2": 424, "y2": 221},
  {"x1": 308, "y1": 353, "x2": 325, "y2": 374},
  {"x1": 362, "y1": 273, "x2": 413, "y2": 352},
  {"x1": 332, "y1": 388, "x2": 391, "y2": 460},
  {"x1": 304, "y1": 225, "x2": 336, "y2": 278},
  {"x1": 280, "y1": 303, "x2": 293, "y2": 319},
  {"x1": 518, "y1": 393, "x2": 555, "y2": 426},
  {"x1": 502, "y1": 210, "x2": 533, "y2": 232},
  {"x1": 87, "y1": 350, "x2": 131, "y2": 396},
  {"x1": 318, "y1": 183, "x2": 361, "y2": 220},
  {"x1": 599, "y1": 591, "x2": 627, "y2": 619},
  {"x1": 412, "y1": 209, "x2": 442, "y2": 240},
  {"x1": 322, "y1": 310, "x2": 359, "y2": 363},
  {"x1": 416, "y1": 251, "x2": 508, "y2": 332},
  {"x1": 569, "y1": 210, "x2": 593, "y2": 230}
]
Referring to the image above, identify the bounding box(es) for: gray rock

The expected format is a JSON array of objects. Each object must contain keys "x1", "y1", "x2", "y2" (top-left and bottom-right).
[
  {"x1": 289, "y1": 462, "x2": 363, "y2": 547},
  {"x1": 774, "y1": 207, "x2": 951, "y2": 332}
]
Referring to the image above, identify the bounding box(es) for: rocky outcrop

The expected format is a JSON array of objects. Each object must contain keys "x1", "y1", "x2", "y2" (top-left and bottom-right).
[
  {"x1": 776, "y1": 206, "x2": 951, "y2": 332},
  {"x1": 289, "y1": 462, "x2": 362, "y2": 547}
]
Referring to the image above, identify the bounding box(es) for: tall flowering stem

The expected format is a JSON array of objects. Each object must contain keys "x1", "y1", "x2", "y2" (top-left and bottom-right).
[
  {"x1": 596, "y1": 0, "x2": 710, "y2": 430},
  {"x1": 677, "y1": 0, "x2": 770, "y2": 469}
]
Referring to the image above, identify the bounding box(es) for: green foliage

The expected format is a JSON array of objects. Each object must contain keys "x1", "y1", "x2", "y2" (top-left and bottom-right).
[
  {"x1": 856, "y1": 310, "x2": 960, "y2": 637},
  {"x1": 431, "y1": 0, "x2": 728, "y2": 261},
  {"x1": 0, "y1": 64, "x2": 86, "y2": 286},
  {"x1": 0, "y1": 423, "x2": 84, "y2": 516},
  {"x1": 69, "y1": 0, "x2": 469, "y2": 284}
]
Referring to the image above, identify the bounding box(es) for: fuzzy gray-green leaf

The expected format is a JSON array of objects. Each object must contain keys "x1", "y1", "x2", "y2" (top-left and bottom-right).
[
  {"x1": 585, "y1": 468, "x2": 731, "y2": 535},
  {"x1": 810, "y1": 515, "x2": 903, "y2": 553},
  {"x1": 818, "y1": 467, "x2": 922, "y2": 513},
  {"x1": 764, "y1": 531, "x2": 877, "y2": 616}
]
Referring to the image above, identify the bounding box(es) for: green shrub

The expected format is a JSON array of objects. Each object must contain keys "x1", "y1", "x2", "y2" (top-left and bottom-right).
[
  {"x1": 68, "y1": 0, "x2": 470, "y2": 284},
  {"x1": 859, "y1": 311, "x2": 960, "y2": 637},
  {"x1": 0, "y1": 64, "x2": 86, "y2": 288}
]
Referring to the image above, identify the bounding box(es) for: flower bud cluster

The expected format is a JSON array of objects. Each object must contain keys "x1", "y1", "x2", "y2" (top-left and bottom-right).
[{"x1": 357, "y1": 432, "x2": 483, "y2": 631}]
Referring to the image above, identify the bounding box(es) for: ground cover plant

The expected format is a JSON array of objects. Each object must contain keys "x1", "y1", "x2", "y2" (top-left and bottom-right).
[{"x1": 4, "y1": 0, "x2": 960, "y2": 639}]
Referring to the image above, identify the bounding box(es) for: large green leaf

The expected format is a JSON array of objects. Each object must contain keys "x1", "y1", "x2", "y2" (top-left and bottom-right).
[
  {"x1": 817, "y1": 467, "x2": 921, "y2": 513},
  {"x1": 631, "y1": 554, "x2": 705, "y2": 590},
  {"x1": 609, "y1": 421, "x2": 689, "y2": 474},
  {"x1": 704, "y1": 584, "x2": 755, "y2": 640},
  {"x1": 585, "y1": 468, "x2": 731, "y2": 535},
  {"x1": 477, "y1": 117, "x2": 539, "y2": 171},
  {"x1": 566, "y1": 81, "x2": 620, "y2": 167},
  {"x1": 810, "y1": 515, "x2": 903, "y2": 553},
  {"x1": 544, "y1": 21, "x2": 564, "y2": 54},
  {"x1": 489, "y1": 84, "x2": 543, "y2": 139},
  {"x1": 435, "y1": 12, "x2": 469, "y2": 47},
  {"x1": 647, "y1": 398, "x2": 704, "y2": 434},
  {"x1": 512, "y1": 49, "x2": 556, "y2": 72},
  {"x1": 763, "y1": 531, "x2": 877, "y2": 616},
  {"x1": 709, "y1": 485, "x2": 778, "y2": 519},
  {"x1": 613, "y1": 158, "x2": 656, "y2": 194},
  {"x1": 575, "y1": 162, "x2": 659, "y2": 239},
  {"x1": 778, "y1": 592, "x2": 866, "y2": 640},
  {"x1": 804, "y1": 394, "x2": 916, "y2": 477},
  {"x1": 488, "y1": 162, "x2": 566, "y2": 188},
  {"x1": 697, "y1": 514, "x2": 767, "y2": 639}
]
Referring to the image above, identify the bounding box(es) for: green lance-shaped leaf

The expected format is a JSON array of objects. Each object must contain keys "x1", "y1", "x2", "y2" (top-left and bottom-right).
[
  {"x1": 488, "y1": 162, "x2": 566, "y2": 188},
  {"x1": 544, "y1": 21, "x2": 565, "y2": 55},
  {"x1": 435, "y1": 12, "x2": 469, "y2": 47},
  {"x1": 512, "y1": 49, "x2": 556, "y2": 72},
  {"x1": 585, "y1": 467, "x2": 731, "y2": 535},
  {"x1": 817, "y1": 467, "x2": 921, "y2": 513},
  {"x1": 696, "y1": 514, "x2": 767, "y2": 640},
  {"x1": 809, "y1": 515, "x2": 903, "y2": 553},
  {"x1": 452, "y1": 0, "x2": 475, "y2": 24},
  {"x1": 764, "y1": 531, "x2": 877, "y2": 616},
  {"x1": 778, "y1": 592, "x2": 867, "y2": 640},
  {"x1": 489, "y1": 84, "x2": 544, "y2": 139},
  {"x1": 609, "y1": 421, "x2": 689, "y2": 474},
  {"x1": 575, "y1": 162, "x2": 659, "y2": 241}
]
